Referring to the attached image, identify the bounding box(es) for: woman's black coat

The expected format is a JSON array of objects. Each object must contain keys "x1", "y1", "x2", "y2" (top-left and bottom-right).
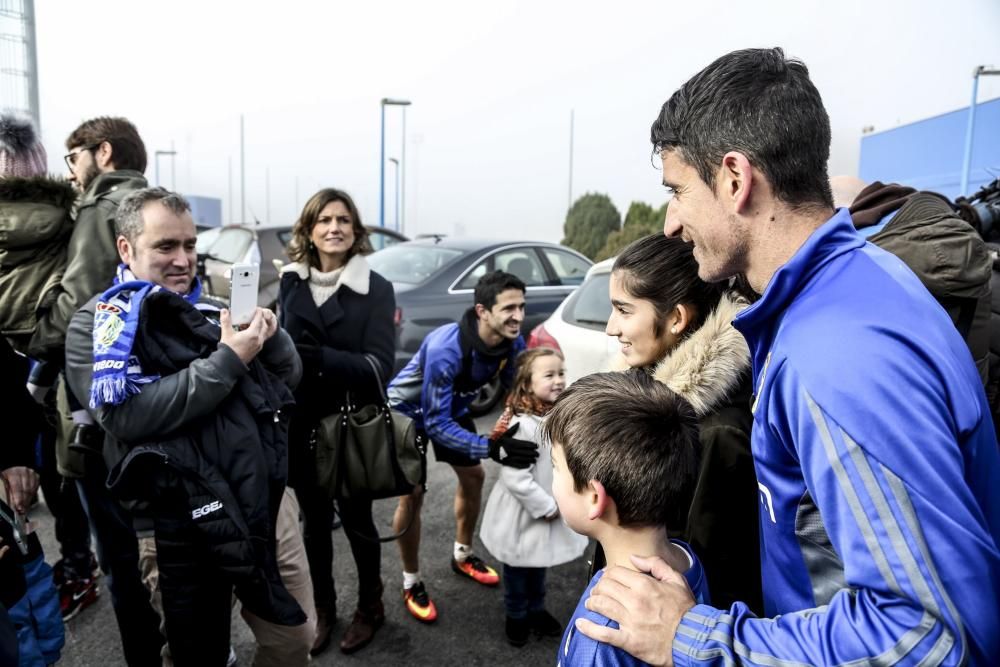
[{"x1": 277, "y1": 260, "x2": 396, "y2": 487}]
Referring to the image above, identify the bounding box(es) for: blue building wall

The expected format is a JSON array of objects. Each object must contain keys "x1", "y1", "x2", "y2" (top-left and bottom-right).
[
  {"x1": 186, "y1": 195, "x2": 222, "y2": 229},
  {"x1": 859, "y1": 96, "x2": 1000, "y2": 200}
]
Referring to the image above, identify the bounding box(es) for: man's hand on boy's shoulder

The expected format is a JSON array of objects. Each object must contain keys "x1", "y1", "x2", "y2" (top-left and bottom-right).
[{"x1": 577, "y1": 555, "x2": 695, "y2": 667}]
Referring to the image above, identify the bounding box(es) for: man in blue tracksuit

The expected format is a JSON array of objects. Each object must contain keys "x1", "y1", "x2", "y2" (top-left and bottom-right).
[
  {"x1": 387, "y1": 271, "x2": 536, "y2": 623},
  {"x1": 574, "y1": 48, "x2": 1000, "y2": 666}
]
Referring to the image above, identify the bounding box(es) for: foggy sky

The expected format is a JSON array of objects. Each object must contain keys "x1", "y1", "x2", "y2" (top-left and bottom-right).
[{"x1": 23, "y1": 0, "x2": 1000, "y2": 241}]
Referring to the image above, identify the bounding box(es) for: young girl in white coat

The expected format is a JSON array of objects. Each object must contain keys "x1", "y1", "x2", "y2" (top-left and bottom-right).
[{"x1": 480, "y1": 347, "x2": 588, "y2": 647}]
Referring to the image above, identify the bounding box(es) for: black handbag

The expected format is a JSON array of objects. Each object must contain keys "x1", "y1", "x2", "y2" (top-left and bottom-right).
[{"x1": 313, "y1": 355, "x2": 427, "y2": 503}]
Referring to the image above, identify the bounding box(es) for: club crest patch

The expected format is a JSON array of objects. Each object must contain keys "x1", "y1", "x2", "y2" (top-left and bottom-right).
[
  {"x1": 94, "y1": 313, "x2": 125, "y2": 352},
  {"x1": 96, "y1": 302, "x2": 122, "y2": 314}
]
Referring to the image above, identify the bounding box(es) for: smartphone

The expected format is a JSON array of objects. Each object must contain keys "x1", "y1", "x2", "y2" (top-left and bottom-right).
[{"x1": 229, "y1": 263, "x2": 260, "y2": 328}]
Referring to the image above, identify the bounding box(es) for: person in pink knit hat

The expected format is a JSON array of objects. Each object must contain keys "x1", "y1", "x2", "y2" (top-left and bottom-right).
[
  {"x1": 0, "y1": 114, "x2": 49, "y2": 178},
  {"x1": 0, "y1": 111, "x2": 69, "y2": 667}
]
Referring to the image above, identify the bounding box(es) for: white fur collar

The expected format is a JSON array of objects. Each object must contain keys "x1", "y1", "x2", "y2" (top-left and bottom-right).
[
  {"x1": 281, "y1": 253, "x2": 371, "y2": 295},
  {"x1": 610, "y1": 293, "x2": 751, "y2": 417}
]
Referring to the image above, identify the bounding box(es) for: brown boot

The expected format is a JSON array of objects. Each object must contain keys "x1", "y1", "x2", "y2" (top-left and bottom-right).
[
  {"x1": 310, "y1": 605, "x2": 336, "y2": 656},
  {"x1": 340, "y1": 583, "x2": 385, "y2": 654}
]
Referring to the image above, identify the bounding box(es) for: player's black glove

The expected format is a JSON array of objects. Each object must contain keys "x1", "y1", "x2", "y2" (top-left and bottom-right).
[{"x1": 487, "y1": 423, "x2": 538, "y2": 469}]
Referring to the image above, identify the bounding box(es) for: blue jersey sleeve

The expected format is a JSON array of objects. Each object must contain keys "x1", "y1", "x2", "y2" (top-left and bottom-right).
[
  {"x1": 561, "y1": 572, "x2": 651, "y2": 667},
  {"x1": 671, "y1": 540, "x2": 711, "y2": 607},
  {"x1": 421, "y1": 349, "x2": 488, "y2": 459},
  {"x1": 673, "y1": 362, "x2": 1000, "y2": 666}
]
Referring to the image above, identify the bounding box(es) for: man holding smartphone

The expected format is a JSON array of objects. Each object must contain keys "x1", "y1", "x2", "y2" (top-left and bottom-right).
[{"x1": 64, "y1": 187, "x2": 316, "y2": 666}]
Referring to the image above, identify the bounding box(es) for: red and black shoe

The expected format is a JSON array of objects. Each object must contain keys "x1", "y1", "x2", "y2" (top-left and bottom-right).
[
  {"x1": 60, "y1": 577, "x2": 99, "y2": 621},
  {"x1": 451, "y1": 554, "x2": 500, "y2": 586},
  {"x1": 53, "y1": 552, "x2": 101, "y2": 588},
  {"x1": 402, "y1": 582, "x2": 438, "y2": 623}
]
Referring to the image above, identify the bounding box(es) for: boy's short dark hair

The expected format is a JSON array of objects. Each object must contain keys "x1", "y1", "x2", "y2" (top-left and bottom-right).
[
  {"x1": 543, "y1": 370, "x2": 700, "y2": 530},
  {"x1": 66, "y1": 116, "x2": 147, "y2": 173},
  {"x1": 474, "y1": 271, "x2": 526, "y2": 310}
]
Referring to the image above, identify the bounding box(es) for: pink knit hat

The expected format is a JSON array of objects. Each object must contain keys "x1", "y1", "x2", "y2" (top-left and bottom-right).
[{"x1": 0, "y1": 113, "x2": 48, "y2": 178}]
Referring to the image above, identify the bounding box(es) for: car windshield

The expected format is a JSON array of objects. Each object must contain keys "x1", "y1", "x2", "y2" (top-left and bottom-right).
[
  {"x1": 206, "y1": 228, "x2": 254, "y2": 264},
  {"x1": 568, "y1": 271, "x2": 612, "y2": 326},
  {"x1": 196, "y1": 227, "x2": 222, "y2": 255},
  {"x1": 368, "y1": 244, "x2": 464, "y2": 285}
]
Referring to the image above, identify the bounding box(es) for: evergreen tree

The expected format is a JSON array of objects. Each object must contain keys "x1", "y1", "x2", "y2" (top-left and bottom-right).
[{"x1": 561, "y1": 193, "x2": 621, "y2": 260}]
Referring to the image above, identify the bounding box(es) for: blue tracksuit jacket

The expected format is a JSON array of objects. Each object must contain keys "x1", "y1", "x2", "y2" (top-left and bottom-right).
[
  {"x1": 673, "y1": 209, "x2": 1000, "y2": 666},
  {"x1": 387, "y1": 318, "x2": 523, "y2": 458}
]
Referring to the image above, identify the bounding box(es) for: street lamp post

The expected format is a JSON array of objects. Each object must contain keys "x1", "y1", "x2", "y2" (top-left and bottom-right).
[
  {"x1": 568, "y1": 109, "x2": 575, "y2": 211},
  {"x1": 389, "y1": 157, "x2": 401, "y2": 232},
  {"x1": 154, "y1": 149, "x2": 177, "y2": 187},
  {"x1": 380, "y1": 98, "x2": 411, "y2": 228},
  {"x1": 960, "y1": 66, "x2": 1000, "y2": 195}
]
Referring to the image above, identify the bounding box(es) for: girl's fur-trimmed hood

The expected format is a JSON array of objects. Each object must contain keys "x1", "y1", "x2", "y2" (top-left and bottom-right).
[
  {"x1": 652, "y1": 292, "x2": 750, "y2": 417},
  {"x1": 0, "y1": 176, "x2": 76, "y2": 213},
  {"x1": 611, "y1": 292, "x2": 751, "y2": 417}
]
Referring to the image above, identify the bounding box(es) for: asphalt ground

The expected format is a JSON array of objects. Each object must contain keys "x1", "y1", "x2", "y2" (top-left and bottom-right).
[{"x1": 36, "y1": 407, "x2": 596, "y2": 666}]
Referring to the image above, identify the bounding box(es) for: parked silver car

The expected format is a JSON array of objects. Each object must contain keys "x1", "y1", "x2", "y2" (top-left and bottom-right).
[{"x1": 196, "y1": 223, "x2": 407, "y2": 308}]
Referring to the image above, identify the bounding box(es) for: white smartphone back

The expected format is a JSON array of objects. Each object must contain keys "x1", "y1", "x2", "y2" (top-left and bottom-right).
[{"x1": 229, "y1": 263, "x2": 260, "y2": 327}]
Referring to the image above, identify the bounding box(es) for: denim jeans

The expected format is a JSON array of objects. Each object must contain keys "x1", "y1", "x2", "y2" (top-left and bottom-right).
[{"x1": 502, "y1": 564, "x2": 546, "y2": 619}]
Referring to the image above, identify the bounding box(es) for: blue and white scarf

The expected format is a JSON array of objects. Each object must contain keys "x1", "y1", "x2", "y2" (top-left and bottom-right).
[{"x1": 89, "y1": 265, "x2": 205, "y2": 409}]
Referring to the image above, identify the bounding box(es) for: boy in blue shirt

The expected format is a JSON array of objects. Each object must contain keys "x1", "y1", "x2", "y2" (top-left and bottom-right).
[{"x1": 543, "y1": 371, "x2": 710, "y2": 666}]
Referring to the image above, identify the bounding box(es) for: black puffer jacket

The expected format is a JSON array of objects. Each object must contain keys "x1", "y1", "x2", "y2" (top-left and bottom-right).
[{"x1": 98, "y1": 291, "x2": 304, "y2": 626}]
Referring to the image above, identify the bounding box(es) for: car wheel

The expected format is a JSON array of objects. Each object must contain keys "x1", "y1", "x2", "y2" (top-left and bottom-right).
[{"x1": 468, "y1": 376, "x2": 503, "y2": 416}]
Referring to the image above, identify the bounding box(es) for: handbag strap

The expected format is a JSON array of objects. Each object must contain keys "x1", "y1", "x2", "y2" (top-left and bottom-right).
[
  {"x1": 363, "y1": 354, "x2": 389, "y2": 403},
  {"x1": 333, "y1": 503, "x2": 417, "y2": 544}
]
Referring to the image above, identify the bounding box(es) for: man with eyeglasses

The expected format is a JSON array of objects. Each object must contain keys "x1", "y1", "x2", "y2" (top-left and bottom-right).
[
  {"x1": 29, "y1": 117, "x2": 148, "y2": 362},
  {"x1": 28, "y1": 116, "x2": 163, "y2": 666}
]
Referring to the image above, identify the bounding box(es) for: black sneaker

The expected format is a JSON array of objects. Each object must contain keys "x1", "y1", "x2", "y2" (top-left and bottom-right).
[
  {"x1": 528, "y1": 609, "x2": 563, "y2": 637},
  {"x1": 505, "y1": 615, "x2": 530, "y2": 647}
]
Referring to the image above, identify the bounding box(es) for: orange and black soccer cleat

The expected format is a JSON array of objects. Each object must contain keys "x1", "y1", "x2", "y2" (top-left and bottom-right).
[
  {"x1": 402, "y1": 581, "x2": 438, "y2": 623},
  {"x1": 451, "y1": 554, "x2": 500, "y2": 586}
]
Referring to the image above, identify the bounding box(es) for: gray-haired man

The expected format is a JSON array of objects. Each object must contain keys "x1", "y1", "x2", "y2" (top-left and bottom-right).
[{"x1": 65, "y1": 188, "x2": 315, "y2": 666}]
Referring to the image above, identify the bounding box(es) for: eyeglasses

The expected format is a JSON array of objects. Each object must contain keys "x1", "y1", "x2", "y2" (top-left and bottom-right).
[{"x1": 64, "y1": 142, "x2": 103, "y2": 170}]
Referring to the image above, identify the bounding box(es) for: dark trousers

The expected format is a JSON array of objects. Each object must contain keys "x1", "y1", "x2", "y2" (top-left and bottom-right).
[
  {"x1": 77, "y1": 463, "x2": 164, "y2": 667},
  {"x1": 0, "y1": 604, "x2": 17, "y2": 667},
  {"x1": 153, "y1": 514, "x2": 233, "y2": 666},
  {"x1": 502, "y1": 564, "x2": 546, "y2": 619},
  {"x1": 38, "y1": 420, "x2": 92, "y2": 578},
  {"x1": 294, "y1": 477, "x2": 381, "y2": 612}
]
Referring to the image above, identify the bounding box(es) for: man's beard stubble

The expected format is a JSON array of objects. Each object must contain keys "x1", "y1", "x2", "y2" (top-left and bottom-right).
[{"x1": 78, "y1": 162, "x2": 101, "y2": 192}]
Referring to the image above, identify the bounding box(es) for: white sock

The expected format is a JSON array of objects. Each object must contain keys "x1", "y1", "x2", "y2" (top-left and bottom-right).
[
  {"x1": 71, "y1": 410, "x2": 94, "y2": 426},
  {"x1": 403, "y1": 571, "x2": 421, "y2": 590},
  {"x1": 454, "y1": 542, "x2": 472, "y2": 563}
]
